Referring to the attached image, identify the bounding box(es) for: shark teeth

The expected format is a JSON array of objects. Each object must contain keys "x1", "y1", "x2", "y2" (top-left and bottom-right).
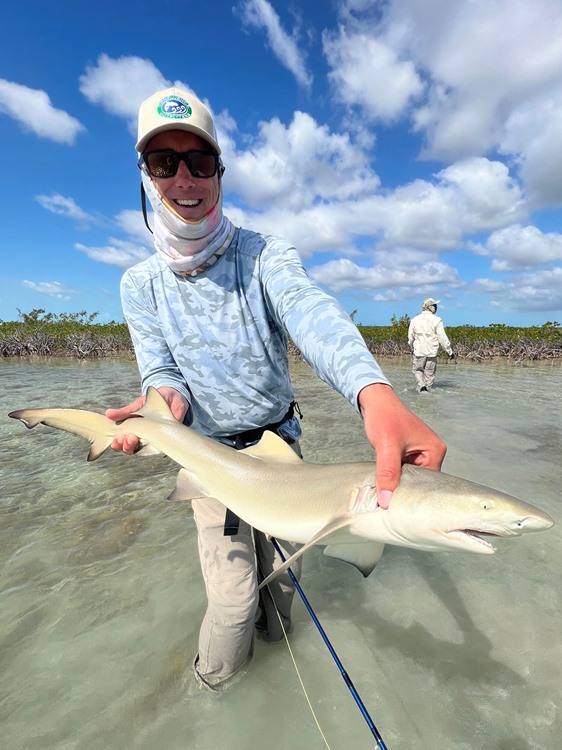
[{"x1": 449, "y1": 530, "x2": 497, "y2": 552}]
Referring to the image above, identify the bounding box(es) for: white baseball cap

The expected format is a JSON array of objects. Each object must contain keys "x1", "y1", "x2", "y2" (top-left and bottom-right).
[
  {"x1": 135, "y1": 87, "x2": 221, "y2": 154},
  {"x1": 422, "y1": 297, "x2": 440, "y2": 311}
]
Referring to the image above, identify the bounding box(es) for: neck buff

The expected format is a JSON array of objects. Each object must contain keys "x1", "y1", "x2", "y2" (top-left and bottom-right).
[{"x1": 141, "y1": 169, "x2": 235, "y2": 276}]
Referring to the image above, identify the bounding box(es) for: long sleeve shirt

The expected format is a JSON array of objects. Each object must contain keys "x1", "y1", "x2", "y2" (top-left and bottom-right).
[
  {"x1": 120, "y1": 227, "x2": 390, "y2": 441},
  {"x1": 408, "y1": 310, "x2": 453, "y2": 357}
]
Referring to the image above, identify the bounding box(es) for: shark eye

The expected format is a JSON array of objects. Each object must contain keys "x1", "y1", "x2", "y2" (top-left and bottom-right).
[{"x1": 479, "y1": 500, "x2": 494, "y2": 510}]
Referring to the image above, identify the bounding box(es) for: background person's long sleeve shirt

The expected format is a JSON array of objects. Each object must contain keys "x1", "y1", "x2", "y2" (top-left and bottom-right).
[{"x1": 408, "y1": 310, "x2": 453, "y2": 358}]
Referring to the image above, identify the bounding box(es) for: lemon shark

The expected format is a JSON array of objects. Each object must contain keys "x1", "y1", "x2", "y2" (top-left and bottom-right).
[{"x1": 9, "y1": 387, "x2": 554, "y2": 586}]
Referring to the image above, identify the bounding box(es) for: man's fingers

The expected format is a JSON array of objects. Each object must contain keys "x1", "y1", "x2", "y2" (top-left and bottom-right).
[
  {"x1": 374, "y1": 446, "x2": 403, "y2": 508},
  {"x1": 377, "y1": 490, "x2": 393, "y2": 510},
  {"x1": 109, "y1": 433, "x2": 140, "y2": 454},
  {"x1": 403, "y1": 441, "x2": 447, "y2": 471},
  {"x1": 105, "y1": 395, "x2": 146, "y2": 422}
]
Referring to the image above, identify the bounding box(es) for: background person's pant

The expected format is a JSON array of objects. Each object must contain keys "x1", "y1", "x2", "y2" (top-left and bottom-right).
[{"x1": 412, "y1": 355, "x2": 437, "y2": 390}]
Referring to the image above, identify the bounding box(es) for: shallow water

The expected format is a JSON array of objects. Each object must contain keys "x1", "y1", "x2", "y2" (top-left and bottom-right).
[{"x1": 1, "y1": 356, "x2": 561, "y2": 750}]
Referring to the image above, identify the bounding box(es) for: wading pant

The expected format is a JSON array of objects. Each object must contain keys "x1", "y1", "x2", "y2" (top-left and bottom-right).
[
  {"x1": 412, "y1": 355, "x2": 437, "y2": 391},
  {"x1": 191, "y1": 443, "x2": 302, "y2": 690}
]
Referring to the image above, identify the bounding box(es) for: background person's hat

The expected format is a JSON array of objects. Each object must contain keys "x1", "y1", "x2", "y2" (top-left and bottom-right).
[
  {"x1": 136, "y1": 87, "x2": 221, "y2": 154},
  {"x1": 422, "y1": 297, "x2": 440, "y2": 310}
]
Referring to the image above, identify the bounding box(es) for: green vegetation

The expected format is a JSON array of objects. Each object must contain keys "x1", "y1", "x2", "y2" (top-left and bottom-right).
[
  {"x1": 1, "y1": 309, "x2": 561, "y2": 361},
  {"x1": 0, "y1": 309, "x2": 132, "y2": 358}
]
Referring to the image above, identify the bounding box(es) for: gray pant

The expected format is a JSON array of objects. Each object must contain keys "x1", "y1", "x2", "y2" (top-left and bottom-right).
[
  {"x1": 412, "y1": 355, "x2": 437, "y2": 390},
  {"x1": 191, "y1": 442, "x2": 302, "y2": 690}
]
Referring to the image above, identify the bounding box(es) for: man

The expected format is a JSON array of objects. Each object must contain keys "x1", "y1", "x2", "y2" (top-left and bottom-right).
[
  {"x1": 408, "y1": 298, "x2": 454, "y2": 392},
  {"x1": 106, "y1": 87, "x2": 447, "y2": 691}
]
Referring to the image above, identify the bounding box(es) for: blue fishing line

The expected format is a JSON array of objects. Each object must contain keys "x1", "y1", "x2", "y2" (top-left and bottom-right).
[{"x1": 270, "y1": 537, "x2": 389, "y2": 750}]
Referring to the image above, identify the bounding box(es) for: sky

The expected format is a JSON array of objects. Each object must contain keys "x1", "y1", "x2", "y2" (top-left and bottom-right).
[{"x1": 2, "y1": 0, "x2": 562, "y2": 327}]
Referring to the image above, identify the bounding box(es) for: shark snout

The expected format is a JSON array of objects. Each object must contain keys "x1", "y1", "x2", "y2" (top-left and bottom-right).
[{"x1": 516, "y1": 512, "x2": 554, "y2": 532}]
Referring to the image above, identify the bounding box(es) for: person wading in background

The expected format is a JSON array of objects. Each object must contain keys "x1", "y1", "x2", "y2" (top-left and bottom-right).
[
  {"x1": 106, "y1": 86, "x2": 448, "y2": 691},
  {"x1": 408, "y1": 298, "x2": 454, "y2": 392}
]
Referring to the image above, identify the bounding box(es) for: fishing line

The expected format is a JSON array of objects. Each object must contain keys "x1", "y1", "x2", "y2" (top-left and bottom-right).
[
  {"x1": 261, "y1": 583, "x2": 332, "y2": 750},
  {"x1": 256, "y1": 537, "x2": 332, "y2": 748},
  {"x1": 270, "y1": 537, "x2": 390, "y2": 750}
]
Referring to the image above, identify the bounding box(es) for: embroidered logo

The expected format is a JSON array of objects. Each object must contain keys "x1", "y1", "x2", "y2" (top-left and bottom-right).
[{"x1": 157, "y1": 96, "x2": 192, "y2": 120}]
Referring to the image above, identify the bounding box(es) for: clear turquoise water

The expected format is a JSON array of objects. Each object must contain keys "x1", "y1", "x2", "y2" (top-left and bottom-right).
[{"x1": 1, "y1": 356, "x2": 561, "y2": 750}]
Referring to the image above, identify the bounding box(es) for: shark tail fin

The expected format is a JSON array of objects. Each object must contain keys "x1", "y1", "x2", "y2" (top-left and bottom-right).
[
  {"x1": 9, "y1": 408, "x2": 116, "y2": 462},
  {"x1": 9, "y1": 410, "x2": 45, "y2": 428}
]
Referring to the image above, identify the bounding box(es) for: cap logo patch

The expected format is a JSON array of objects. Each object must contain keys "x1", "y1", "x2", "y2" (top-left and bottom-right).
[{"x1": 157, "y1": 95, "x2": 192, "y2": 120}]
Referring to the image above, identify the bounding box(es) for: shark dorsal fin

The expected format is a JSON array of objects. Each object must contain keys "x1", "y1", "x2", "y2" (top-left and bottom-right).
[
  {"x1": 132, "y1": 387, "x2": 177, "y2": 422},
  {"x1": 239, "y1": 430, "x2": 303, "y2": 463}
]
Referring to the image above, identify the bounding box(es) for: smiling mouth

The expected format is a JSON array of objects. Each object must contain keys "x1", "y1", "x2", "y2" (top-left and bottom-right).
[{"x1": 175, "y1": 199, "x2": 202, "y2": 207}]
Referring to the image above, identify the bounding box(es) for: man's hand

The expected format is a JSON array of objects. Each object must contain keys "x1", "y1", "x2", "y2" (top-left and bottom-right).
[
  {"x1": 105, "y1": 387, "x2": 189, "y2": 454},
  {"x1": 358, "y1": 383, "x2": 447, "y2": 509}
]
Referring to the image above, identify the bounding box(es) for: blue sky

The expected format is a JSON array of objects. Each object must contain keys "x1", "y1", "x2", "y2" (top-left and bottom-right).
[{"x1": 2, "y1": 0, "x2": 562, "y2": 327}]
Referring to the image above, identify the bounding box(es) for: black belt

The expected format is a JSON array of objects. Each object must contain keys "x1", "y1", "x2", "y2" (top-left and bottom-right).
[
  {"x1": 223, "y1": 401, "x2": 302, "y2": 536},
  {"x1": 222, "y1": 401, "x2": 300, "y2": 450}
]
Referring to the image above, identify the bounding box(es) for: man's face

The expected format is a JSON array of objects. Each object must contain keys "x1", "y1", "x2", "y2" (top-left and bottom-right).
[{"x1": 143, "y1": 130, "x2": 220, "y2": 222}]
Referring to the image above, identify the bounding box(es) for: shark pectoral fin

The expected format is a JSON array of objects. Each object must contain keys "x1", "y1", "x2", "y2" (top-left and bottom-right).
[
  {"x1": 167, "y1": 468, "x2": 209, "y2": 503},
  {"x1": 238, "y1": 431, "x2": 303, "y2": 463},
  {"x1": 257, "y1": 515, "x2": 356, "y2": 589},
  {"x1": 323, "y1": 542, "x2": 385, "y2": 577}
]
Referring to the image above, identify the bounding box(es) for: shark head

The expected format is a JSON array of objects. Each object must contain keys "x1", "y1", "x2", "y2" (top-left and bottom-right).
[{"x1": 377, "y1": 465, "x2": 555, "y2": 555}]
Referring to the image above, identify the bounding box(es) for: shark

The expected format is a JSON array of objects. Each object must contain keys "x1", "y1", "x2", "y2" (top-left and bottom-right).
[{"x1": 9, "y1": 387, "x2": 554, "y2": 586}]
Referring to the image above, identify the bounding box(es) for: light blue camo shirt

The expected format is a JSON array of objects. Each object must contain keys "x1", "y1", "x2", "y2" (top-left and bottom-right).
[{"x1": 120, "y1": 227, "x2": 391, "y2": 442}]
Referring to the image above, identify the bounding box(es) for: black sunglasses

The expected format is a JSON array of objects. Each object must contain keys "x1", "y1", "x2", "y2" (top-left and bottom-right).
[{"x1": 139, "y1": 149, "x2": 224, "y2": 179}]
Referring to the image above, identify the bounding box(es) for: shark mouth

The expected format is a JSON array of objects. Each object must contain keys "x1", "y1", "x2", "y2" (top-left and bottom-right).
[{"x1": 447, "y1": 529, "x2": 498, "y2": 553}]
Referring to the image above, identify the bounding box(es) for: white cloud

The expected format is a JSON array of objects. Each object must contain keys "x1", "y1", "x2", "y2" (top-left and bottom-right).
[
  {"x1": 221, "y1": 110, "x2": 380, "y2": 210},
  {"x1": 329, "y1": 0, "x2": 562, "y2": 210},
  {"x1": 435, "y1": 158, "x2": 525, "y2": 229},
  {"x1": 79, "y1": 54, "x2": 169, "y2": 122},
  {"x1": 309, "y1": 251, "x2": 460, "y2": 294},
  {"x1": 476, "y1": 267, "x2": 562, "y2": 312},
  {"x1": 225, "y1": 154, "x2": 525, "y2": 259},
  {"x1": 500, "y1": 96, "x2": 562, "y2": 207},
  {"x1": 114, "y1": 209, "x2": 153, "y2": 243},
  {"x1": 323, "y1": 28, "x2": 424, "y2": 122},
  {"x1": 78, "y1": 54, "x2": 217, "y2": 140},
  {"x1": 485, "y1": 225, "x2": 562, "y2": 271},
  {"x1": 22, "y1": 280, "x2": 78, "y2": 299},
  {"x1": 0, "y1": 79, "x2": 84, "y2": 144},
  {"x1": 236, "y1": 0, "x2": 313, "y2": 89},
  {"x1": 36, "y1": 193, "x2": 96, "y2": 222},
  {"x1": 74, "y1": 240, "x2": 150, "y2": 268}
]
